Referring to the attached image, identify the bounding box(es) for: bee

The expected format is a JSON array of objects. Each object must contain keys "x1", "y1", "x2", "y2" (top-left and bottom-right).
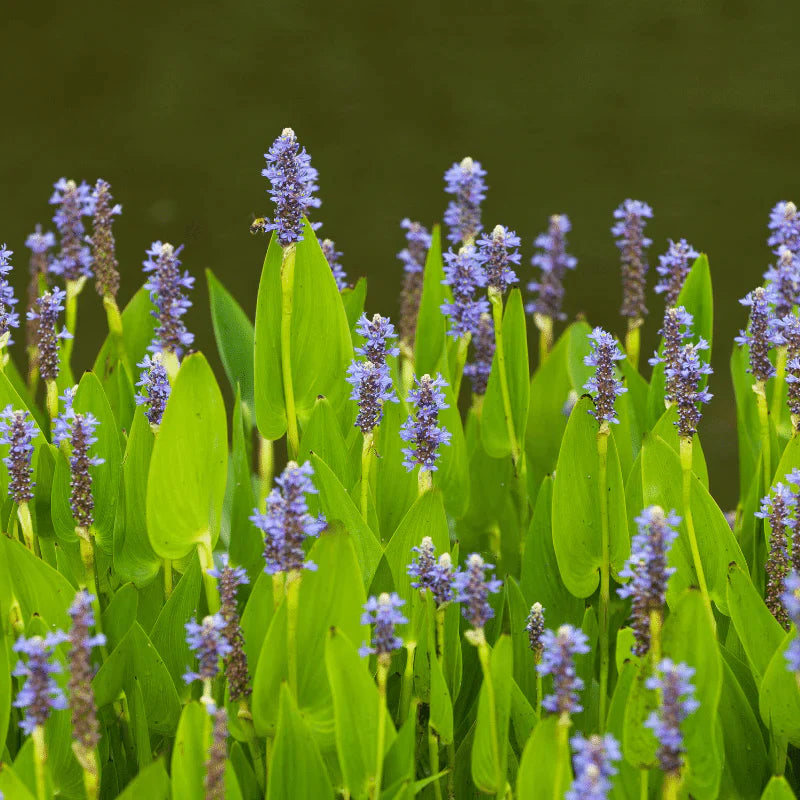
[{"x1": 250, "y1": 216, "x2": 269, "y2": 235}]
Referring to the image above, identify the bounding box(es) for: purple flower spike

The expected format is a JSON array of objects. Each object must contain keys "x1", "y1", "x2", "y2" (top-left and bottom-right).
[
  {"x1": 667, "y1": 340, "x2": 713, "y2": 439},
  {"x1": 184, "y1": 613, "x2": 232, "y2": 685},
  {"x1": 735, "y1": 286, "x2": 781, "y2": 383},
  {"x1": 453, "y1": 553, "x2": 503, "y2": 630},
  {"x1": 654, "y1": 239, "x2": 699, "y2": 308},
  {"x1": 617, "y1": 506, "x2": 679, "y2": 656},
  {"x1": 143, "y1": 241, "x2": 194, "y2": 359},
  {"x1": 0, "y1": 406, "x2": 38, "y2": 503},
  {"x1": 408, "y1": 537, "x2": 455, "y2": 607},
  {"x1": 398, "y1": 219, "x2": 432, "y2": 348},
  {"x1": 67, "y1": 590, "x2": 105, "y2": 750},
  {"x1": 13, "y1": 631, "x2": 69, "y2": 734},
  {"x1": 644, "y1": 659, "x2": 700, "y2": 775},
  {"x1": 527, "y1": 214, "x2": 577, "y2": 321},
  {"x1": 525, "y1": 603, "x2": 545, "y2": 661},
  {"x1": 27, "y1": 288, "x2": 71, "y2": 382},
  {"x1": 538, "y1": 624, "x2": 591, "y2": 716},
  {"x1": 359, "y1": 592, "x2": 408, "y2": 662},
  {"x1": 566, "y1": 733, "x2": 622, "y2": 800},
  {"x1": 441, "y1": 246, "x2": 489, "y2": 339},
  {"x1": 765, "y1": 247, "x2": 800, "y2": 319},
  {"x1": 584, "y1": 328, "x2": 627, "y2": 425},
  {"x1": 0, "y1": 245, "x2": 20, "y2": 340},
  {"x1": 205, "y1": 707, "x2": 228, "y2": 800},
  {"x1": 649, "y1": 307, "x2": 694, "y2": 403},
  {"x1": 261, "y1": 128, "x2": 321, "y2": 246},
  {"x1": 756, "y1": 483, "x2": 795, "y2": 629},
  {"x1": 320, "y1": 238, "x2": 347, "y2": 291},
  {"x1": 768, "y1": 202, "x2": 800, "y2": 255},
  {"x1": 135, "y1": 354, "x2": 171, "y2": 426},
  {"x1": 398, "y1": 218, "x2": 431, "y2": 276},
  {"x1": 400, "y1": 373, "x2": 452, "y2": 472},
  {"x1": 49, "y1": 178, "x2": 95, "y2": 282},
  {"x1": 612, "y1": 199, "x2": 653, "y2": 320},
  {"x1": 443, "y1": 157, "x2": 487, "y2": 246},
  {"x1": 477, "y1": 225, "x2": 521, "y2": 294},
  {"x1": 464, "y1": 312, "x2": 495, "y2": 396},
  {"x1": 355, "y1": 313, "x2": 400, "y2": 365},
  {"x1": 89, "y1": 179, "x2": 122, "y2": 299},
  {"x1": 250, "y1": 461, "x2": 326, "y2": 575},
  {"x1": 781, "y1": 572, "x2": 800, "y2": 673}
]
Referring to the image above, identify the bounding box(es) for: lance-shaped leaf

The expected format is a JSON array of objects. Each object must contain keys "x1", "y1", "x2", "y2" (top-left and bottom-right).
[
  {"x1": 413, "y1": 225, "x2": 446, "y2": 378},
  {"x1": 759, "y1": 629, "x2": 800, "y2": 746}
]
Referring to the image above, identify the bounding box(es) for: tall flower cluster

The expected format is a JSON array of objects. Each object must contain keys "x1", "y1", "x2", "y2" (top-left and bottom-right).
[
  {"x1": 250, "y1": 461, "x2": 326, "y2": 574},
  {"x1": 359, "y1": 593, "x2": 407, "y2": 662},
  {"x1": 736, "y1": 286, "x2": 780, "y2": 383},
  {"x1": 204, "y1": 708, "x2": 228, "y2": 800},
  {"x1": 261, "y1": 128, "x2": 321, "y2": 245},
  {"x1": 525, "y1": 603, "x2": 545, "y2": 661},
  {"x1": 648, "y1": 306, "x2": 693, "y2": 402},
  {"x1": 443, "y1": 157, "x2": 487, "y2": 246},
  {"x1": 654, "y1": 238, "x2": 699, "y2": 307},
  {"x1": 184, "y1": 613, "x2": 232, "y2": 687},
  {"x1": 617, "y1": 506, "x2": 679, "y2": 655},
  {"x1": 134, "y1": 353, "x2": 171, "y2": 426},
  {"x1": 538, "y1": 625, "x2": 590, "y2": 716},
  {"x1": 400, "y1": 373, "x2": 452, "y2": 472},
  {"x1": 397, "y1": 219, "x2": 432, "y2": 348},
  {"x1": 756, "y1": 483, "x2": 795, "y2": 628},
  {"x1": 0, "y1": 406, "x2": 37, "y2": 503},
  {"x1": 143, "y1": 241, "x2": 194, "y2": 359},
  {"x1": 477, "y1": 225, "x2": 520, "y2": 294},
  {"x1": 13, "y1": 632, "x2": 68, "y2": 734},
  {"x1": 583, "y1": 328, "x2": 627, "y2": 425},
  {"x1": 407, "y1": 537, "x2": 455, "y2": 606},
  {"x1": 780, "y1": 315, "x2": 800, "y2": 427},
  {"x1": 782, "y1": 572, "x2": 800, "y2": 673},
  {"x1": 67, "y1": 590, "x2": 105, "y2": 751},
  {"x1": 463, "y1": 312, "x2": 495, "y2": 395},
  {"x1": 612, "y1": 199, "x2": 653, "y2": 320},
  {"x1": 27, "y1": 288, "x2": 70, "y2": 381},
  {"x1": 89, "y1": 179, "x2": 122, "y2": 299},
  {"x1": 764, "y1": 246, "x2": 800, "y2": 319},
  {"x1": 527, "y1": 214, "x2": 577, "y2": 320},
  {"x1": 320, "y1": 238, "x2": 347, "y2": 291},
  {"x1": 453, "y1": 553, "x2": 503, "y2": 630},
  {"x1": 768, "y1": 201, "x2": 800, "y2": 255},
  {"x1": 441, "y1": 246, "x2": 489, "y2": 338},
  {"x1": 49, "y1": 178, "x2": 94, "y2": 282},
  {"x1": 566, "y1": 734, "x2": 622, "y2": 800},
  {"x1": 0, "y1": 245, "x2": 20, "y2": 341},
  {"x1": 667, "y1": 340, "x2": 713, "y2": 439},
  {"x1": 644, "y1": 659, "x2": 700, "y2": 776}
]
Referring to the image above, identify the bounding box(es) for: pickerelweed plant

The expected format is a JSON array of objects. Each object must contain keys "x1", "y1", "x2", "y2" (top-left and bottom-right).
[{"x1": 2, "y1": 136, "x2": 800, "y2": 800}]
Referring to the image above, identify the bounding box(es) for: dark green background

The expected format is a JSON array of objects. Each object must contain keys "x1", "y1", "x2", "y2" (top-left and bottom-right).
[{"x1": 3, "y1": 0, "x2": 799, "y2": 507}]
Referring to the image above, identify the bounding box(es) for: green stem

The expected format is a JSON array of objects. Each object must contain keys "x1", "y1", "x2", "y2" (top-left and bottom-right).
[
  {"x1": 429, "y1": 727, "x2": 443, "y2": 800},
  {"x1": 280, "y1": 244, "x2": 300, "y2": 460},
  {"x1": 64, "y1": 278, "x2": 85, "y2": 366},
  {"x1": 400, "y1": 344, "x2": 415, "y2": 399},
  {"x1": 662, "y1": 773, "x2": 679, "y2": 800},
  {"x1": 553, "y1": 713, "x2": 571, "y2": 800},
  {"x1": 679, "y1": 438, "x2": 715, "y2": 624},
  {"x1": 597, "y1": 427, "x2": 611, "y2": 732},
  {"x1": 447, "y1": 742, "x2": 456, "y2": 799},
  {"x1": 534, "y1": 313, "x2": 553, "y2": 367},
  {"x1": 238, "y1": 700, "x2": 266, "y2": 793},
  {"x1": 162, "y1": 350, "x2": 180, "y2": 381},
  {"x1": 649, "y1": 610, "x2": 662, "y2": 670},
  {"x1": 272, "y1": 573, "x2": 285, "y2": 613},
  {"x1": 286, "y1": 570, "x2": 301, "y2": 698},
  {"x1": 103, "y1": 294, "x2": 129, "y2": 372},
  {"x1": 374, "y1": 662, "x2": 389, "y2": 800},
  {"x1": 477, "y1": 638, "x2": 503, "y2": 797},
  {"x1": 46, "y1": 379, "x2": 59, "y2": 421},
  {"x1": 755, "y1": 382, "x2": 772, "y2": 495},
  {"x1": 452, "y1": 334, "x2": 470, "y2": 401},
  {"x1": 361, "y1": 431, "x2": 375, "y2": 522},
  {"x1": 489, "y1": 289, "x2": 521, "y2": 467},
  {"x1": 258, "y1": 435, "x2": 274, "y2": 506},
  {"x1": 625, "y1": 318, "x2": 641, "y2": 370},
  {"x1": 73, "y1": 743, "x2": 100, "y2": 800},
  {"x1": 418, "y1": 468, "x2": 433, "y2": 496},
  {"x1": 436, "y1": 607, "x2": 447, "y2": 679},
  {"x1": 163, "y1": 559, "x2": 173, "y2": 600},
  {"x1": 397, "y1": 642, "x2": 416, "y2": 726},
  {"x1": 772, "y1": 346, "x2": 788, "y2": 430},
  {"x1": 640, "y1": 768, "x2": 649, "y2": 800},
  {"x1": 197, "y1": 536, "x2": 220, "y2": 614},
  {"x1": 33, "y1": 725, "x2": 47, "y2": 800},
  {"x1": 17, "y1": 501, "x2": 35, "y2": 553},
  {"x1": 535, "y1": 667, "x2": 543, "y2": 721}
]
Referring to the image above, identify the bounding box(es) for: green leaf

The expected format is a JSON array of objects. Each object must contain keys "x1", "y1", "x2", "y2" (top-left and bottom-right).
[
  {"x1": 116, "y1": 761, "x2": 171, "y2": 800},
  {"x1": 0, "y1": 763, "x2": 36, "y2": 800},
  {"x1": 759, "y1": 628, "x2": 800, "y2": 745},
  {"x1": 516, "y1": 715, "x2": 571, "y2": 800},
  {"x1": 424, "y1": 594, "x2": 453, "y2": 744},
  {"x1": 300, "y1": 396, "x2": 354, "y2": 489},
  {"x1": 171, "y1": 701, "x2": 211, "y2": 798},
  {"x1": 607, "y1": 661, "x2": 645, "y2": 799},
  {"x1": 622, "y1": 660, "x2": 659, "y2": 768},
  {"x1": 102, "y1": 581, "x2": 139, "y2": 649},
  {"x1": 761, "y1": 776, "x2": 798, "y2": 800},
  {"x1": 481, "y1": 290, "x2": 530, "y2": 458},
  {"x1": 731, "y1": 344, "x2": 762, "y2": 503},
  {"x1": 551, "y1": 397, "x2": 629, "y2": 597},
  {"x1": 147, "y1": 353, "x2": 228, "y2": 560},
  {"x1": 207, "y1": 268, "x2": 256, "y2": 422},
  {"x1": 342, "y1": 277, "x2": 367, "y2": 340},
  {"x1": 268, "y1": 685, "x2": 335, "y2": 800},
  {"x1": 0, "y1": 620, "x2": 9, "y2": 757},
  {"x1": 413, "y1": 225, "x2": 446, "y2": 378},
  {"x1": 240, "y1": 570, "x2": 274, "y2": 677},
  {"x1": 505, "y1": 577, "x2": 538, "y2": 705}
]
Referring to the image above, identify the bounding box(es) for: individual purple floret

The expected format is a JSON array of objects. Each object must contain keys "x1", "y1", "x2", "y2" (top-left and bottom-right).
[
  {"x1": 756, "y1": 484, "x2": 794, "y2": 629},
  {"x1": 453, "y1": 553, "x2": 503, "y2": 630},
  {"x1": 654, "y1": 239, "x2": 699, "y2": 307},
  {"x1": 320, "y1": 238, "x2": 347, "y2": 291},
  {"x1": 644, "y1": 659, "x2": 700, "y2": 775},
  {"x1": 49, "y1": 178, "x2": 94, "y2": 282},
  {"x1": 398, "y1": 219, "x2": 432, "y2": 348},
  {"x1": 649, "y1": 307, "x2": 693, "y2": 403},
  {"x1": 408, "y1": 537, "x2": 455, "y2": 606},
  {"x1": 781, "y1": 572, "x2": 800, "y2": 673},
  {"x1": 537, "y1": 625, "x2": 590, "y2": 716},
  {"x1": 525, "y1": 603, "x2": 545, "y2": 661},
  {"x1": 134, "y1": 354, "x2": 171, "y2": 426},
  {"x1": 27, "y1": 287, "x2": 71, "y2": 382},
  {"x1": 443, "y1": 157, "x2": 487, "y2": 246},
  {"x1": 53, "y1": 407, "x2": 105, "y2": 529},
  {"x1": 477, "y1": 225, "x2": 521, "y2": 294},
  {"x1": 735, "y1": 286, "x2": 781, "y2": 383},
  {"x1": 400, "y1": 373, "x2": 452, "y2": 472},
  {"x1": 13, "y1": 632, "x2": 68, "y2": 735},
  {"x1": 768, "y1": 202, "x2": 800, "y2": 255},
  {"x1": 764, "y1": 247, "x2": 800, "y2": 319},
  {"x1": 359, "y1": 592, "x2": 408, "y2": 662},
  {"x1": 204, "y1": 707, "x2": 228, "y2": 800},
  {"x1": 0, "y1": 245, "x2": 20, "y2": 341},
  {"x1": 261, "y1": 128, "x2": 321, "y2": 246},
  {"x1": 143, "y1": 241, "x2": 194, "y2": 359},
  {"x1": 184, "y1": 613, "x2": 232, "y2": 685},
  {"x1": 89, "y1": 179, "x2": 122, "y2": 299},
  {"x1": 355, "y1": 313, "x2": 400, "y2": 365},
  {"x1": 667, "y1": 340, "x2": 713, "y2": 439},
  {"x1": 463, "y1": 312, "x2": 495, "y2": 396},
  {"x1": 250, "y1": 461, "x2": 326, "y2": 575},
  {"x1": 584, "y1": 328, "x2": 627, "y2": 425},
  {"x1": 208, "y1": 554, "x2": 251, "y2": 702},
  {"x1": 0, "y1": 406, "x2": 37, "y2": 503},
  {"x1": 441, "y1": 246, "x2": 489, "y2": 338},
  {"x1": 617, "y1": 506, "x2": 679, "y2": 656},
  {"x1": 566, "y1": 733, "x2": 622, "y2": 800},
  {"x1": 612, "y1": 199, "x2": 653, "y2": 320},
  {"x1": 67, "y1": 590, "x2": 105, "y2": 750},
  {"x1": 527, "y1": 214, "x2": 577, "y2": 321}
]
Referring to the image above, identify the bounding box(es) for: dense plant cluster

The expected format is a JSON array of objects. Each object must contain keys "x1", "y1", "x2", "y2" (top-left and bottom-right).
[{"x1": 0, "y1": 131, "x2": 798, "y2": 800}]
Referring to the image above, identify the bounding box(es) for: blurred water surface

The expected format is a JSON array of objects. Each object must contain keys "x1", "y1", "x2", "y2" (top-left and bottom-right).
[{"x1": 3, "y1": 0, "x2": 800, "y2": 507}]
